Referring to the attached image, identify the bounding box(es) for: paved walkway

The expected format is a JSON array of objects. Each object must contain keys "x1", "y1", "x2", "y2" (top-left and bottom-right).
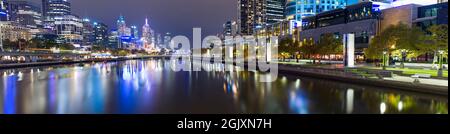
[
  {"x1": 384, "y1": 75, "x2": 448, "y2": 87},
  {"x1": 278, "y1": 61, "x2": 448, "y2": 87}
]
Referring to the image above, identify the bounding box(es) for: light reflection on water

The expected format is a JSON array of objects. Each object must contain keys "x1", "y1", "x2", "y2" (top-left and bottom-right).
[{"x1": 0, "y1": 59, "x2": 448, "y2": 114}]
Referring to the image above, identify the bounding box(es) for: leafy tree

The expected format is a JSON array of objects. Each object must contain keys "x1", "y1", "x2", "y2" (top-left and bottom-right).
[
  {"x1": 299, "y1": 38, "x2": 320, "y2": 64},
  {"x1": 422, "y1": 25, "x2": 449, "y2": 64},
  {"x1": 317, "y1": 33, "x2": 343, "y2": 62},
  {"x1": 278, "y1": 37, "x2": 296, "y2": 61},
  {"x1": 365, "y1": 22, "x2": 427, "y2": 65}
]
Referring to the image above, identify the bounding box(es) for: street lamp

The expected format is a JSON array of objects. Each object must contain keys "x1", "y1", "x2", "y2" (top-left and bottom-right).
[
  {"x1": 401, "y1": 49, "x2": 406, "y2": 69},
  {"x1": 383, "y1": 50, "x2": 387, "y2": 70},
  {"x1": 438, "y1": 50, "x2": 444, "y2": 77}
]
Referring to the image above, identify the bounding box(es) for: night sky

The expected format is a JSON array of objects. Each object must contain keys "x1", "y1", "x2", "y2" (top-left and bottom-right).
[{"x1": 27, "y1": 0, "x2": 237, "y2": 38}]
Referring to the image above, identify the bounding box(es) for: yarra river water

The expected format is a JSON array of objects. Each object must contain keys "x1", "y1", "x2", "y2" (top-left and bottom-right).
[{"x1": 0, "y1": 59, "x2": 447, "y2": 114}]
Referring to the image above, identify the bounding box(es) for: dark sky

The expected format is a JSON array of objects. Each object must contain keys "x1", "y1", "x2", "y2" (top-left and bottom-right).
[{"x1": 29, "y1": 0, "x2": 237, "y2": 37}]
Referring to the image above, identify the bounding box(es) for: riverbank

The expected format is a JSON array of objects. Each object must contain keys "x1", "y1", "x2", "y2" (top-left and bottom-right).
[
  {"x1": 2, "y1": 57, "x2": 447, "y2": 96},
  {"x1": 0, "y1": 55, "x2": 172, "y2": 69},
  {"x1": 278, "y1": 64, "x2": 448, "y2": 96}
]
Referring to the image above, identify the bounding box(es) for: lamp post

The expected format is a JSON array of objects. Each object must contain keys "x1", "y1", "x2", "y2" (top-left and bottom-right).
[
  {"x1": 384, "y1": 51, "x2": 387, "y2": 69},
  {"x1": 438, "y1": 50, "x2": 444, "y2": 77},
  {"x1": 401, "y1": 49, "x2": 406, "y2": 69}
]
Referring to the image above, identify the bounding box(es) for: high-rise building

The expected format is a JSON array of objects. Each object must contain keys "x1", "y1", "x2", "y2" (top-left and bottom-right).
[
  {"x1": 42, "y1": 0, "x2": 71, "y2": 18},
  {"x1": 7, "y1": 1, "x2": 42, "y2": 29},
  {"x1": 238, "y1": 0, "x2": 266, "y2": 35},
  {"x1": 267, "y1": 0, "x2": 286, "y2": 24},
  {"x1": 54, "y1": 15, "x2": 83, "y2": 44},
  {"x1": 223, "y1": 21, "x2": 238, "y2": 37},
  {"x1": 238, "y1": 0, "x2": 287, "y2": 35},
  {"x1": 131, "y1": 25, "x2": 138, "y2": 39},
  {"x1": 116, "y1": 15, "x2": 132, "y2": 48},
  {"x1": 285, "y1": 0, "x2": 348, "y2": 23},
  {"x1": 163, "y1": 32, "x2": 171, "y2": 49},
  {"x1": 142, "y1": 18, "x2": 155, "y2": 50},
  {"x1": 82, "y1": 18, "x2": 95, "y2": 46},
  {"x1": 93, "y1": 22, "x2": 109, "y2": 47},
  {"x1": 108, "y1": 29, "x2": 119, "y2": 49},
  {"x1": 156, "y1": 33, "x2": 162, "y2": 47},
  {"x1": 0, "y1": 0, "x2": 8, "y2": 21}
]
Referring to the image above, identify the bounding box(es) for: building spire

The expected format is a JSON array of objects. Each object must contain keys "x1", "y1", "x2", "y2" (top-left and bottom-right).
[{"x1": 145, "y1": 17, "x2": 149, "y2": 25}]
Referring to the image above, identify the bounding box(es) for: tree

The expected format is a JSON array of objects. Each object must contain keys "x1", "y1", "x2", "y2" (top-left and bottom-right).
[
  {"x1": 317, "y1": 33, "x2": 343, "y2": 62},
  {"x1": 299, "y1": 38, "x2": 320, "y2": 64},
  {"x1": 425, "y1": 24, "x2": 448, "y2": 77},
  {"x1": 278, "y1": 37, "x2": 296, "y2": 61},
  {"x1": 365, "y1": 22, "x2": 426, "y2": 66},
  {"x1": 60, "y1": 43, "x2": 75, "y2": 50}
]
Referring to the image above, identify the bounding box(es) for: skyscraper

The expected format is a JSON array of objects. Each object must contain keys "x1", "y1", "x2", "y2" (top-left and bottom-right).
[
  {"x1": 285, "y1": 0, "x2": 347, "y2": 23},
  {"x1": 42, "y1": 0, "x2": 71, "y2": 21},
  {"x1": 93, "y1": 22, "x2": 109, "y2": 47},
  {"x1": 0, "y1": 0, "x2": 8, "y2": 21},
  {"x1": 223, "y1": 21, "x2": 238, "y2": 37},
  {"x1": 267, "y1": 0, "x2": 286, "y2": 24},
  {"x1": 141, "y1": 18, "x2": 153, "y2": 50},
  {"x1": 42, "y1": 0, "x2": 71, "y2": 18},
  {"x1": 53, "y1": 15, "x2": 83, "y2": 44},
  {"x1": 82, "y1": 18, "x2": 95, "y2": 46},
  {"x1": 238, "y1": 0, "x2": 286, "y2": 35},
  {"x1": 7, "y1": 1, "x2": 42, "y2": 29},
  {"x1": 238, "y1": 0, "x2": 265, "y2": 35},
  {"x1": 163, "y1": 32, "x2": 171, "y2": 49}
]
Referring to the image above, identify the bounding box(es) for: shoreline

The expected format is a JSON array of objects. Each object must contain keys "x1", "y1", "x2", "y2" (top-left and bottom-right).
[{"x1": 1, "y1": 57, "x2": 447, "y2": 97}]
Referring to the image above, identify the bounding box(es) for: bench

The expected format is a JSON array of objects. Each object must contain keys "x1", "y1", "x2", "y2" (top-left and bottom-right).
[{"x1": 411, "y1": 74, "x2": 432, "y2": 78}]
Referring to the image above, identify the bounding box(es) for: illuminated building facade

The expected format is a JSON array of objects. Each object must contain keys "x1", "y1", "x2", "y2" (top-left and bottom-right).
[
  {"x1": 142, "y1": 18, "x2": 153, "y2": 50},
  {"x1": 238, "y1": 0, "x2": 265, "y2": 35},
  {"x1": 415, "y1": 2, "x2": 448, "y2": 32},
  {"x1": 285, "y1": 0, "x2": 347, "y2": 23},
  {"x1": 53, "y1": 15, "x2": 83, "y2": 44},
  {"x1": 116, "y1": 15, "x2": 132, "y2": 48},
  {"x1": 163, "y1": 32, "x2": 171, "y2": 49},
  {"x1": 238, "y1": 0, "x2": 286, "y2": 35},
  {"x1": 108, "y1": 29, "x2": 119, "y2": 49},
  {"x1": 93, "y1": 22, "x2": 108, "y2": 47},
  {"x1": 300, "y1": 2, "x2": 381, "y2": 56},
  {"x1": 42, "y1": 0, "x2": 71, "y2": 18},
  {"x1": 223, "y1": 21, "x2": 238, "y2": 37},
  {"x1": 0, "y1": 21, "x2": 32, "y2": 42},
  {"x1": 82, "y1": 18, "x2": 95, "y2": 46},
  {"x1": 7, "y1": 1, "x2": 42, "y2": 29},
  {"x1": 1, "y1": 0, "x2": 8, "y2": 21}
]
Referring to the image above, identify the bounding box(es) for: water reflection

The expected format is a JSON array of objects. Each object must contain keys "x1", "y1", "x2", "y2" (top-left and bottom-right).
[{"x1": 0, "y1": 59, "x2": 447, "y2": 114}]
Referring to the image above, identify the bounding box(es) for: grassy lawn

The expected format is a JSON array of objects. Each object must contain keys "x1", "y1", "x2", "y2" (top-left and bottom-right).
[{"x1": 362, "y1": 67, "x2": 448, "y2": 78}]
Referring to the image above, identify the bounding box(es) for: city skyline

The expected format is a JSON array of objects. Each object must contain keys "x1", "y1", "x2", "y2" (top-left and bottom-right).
[{"x1": 22, "y1": 0, "x2": 237, "y2": 37}]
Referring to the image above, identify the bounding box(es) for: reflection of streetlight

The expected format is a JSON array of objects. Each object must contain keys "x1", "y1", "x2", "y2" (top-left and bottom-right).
[
  {"x1": 383, "y1": 50, "x2": 387, "y2": 70},
  {"x1": 438, "y1": 50, "x2": 444, "y2": 77},
  {"x1": 401, "y1": 49, "x2": 406, "y2": 69}
]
